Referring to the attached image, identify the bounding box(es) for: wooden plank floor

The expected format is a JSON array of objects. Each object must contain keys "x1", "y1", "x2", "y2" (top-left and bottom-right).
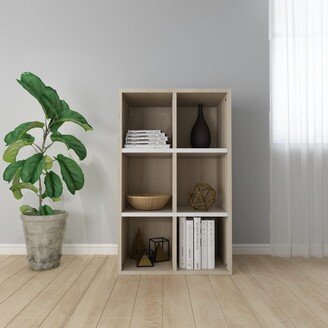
[{"x1": 0, "y1": 255, "x2": 328, "y2": 327}]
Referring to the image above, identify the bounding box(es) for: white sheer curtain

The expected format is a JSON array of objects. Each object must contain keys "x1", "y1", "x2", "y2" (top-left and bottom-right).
[{"x1": 270, "y1": 0, "x2": 328, "y2": 256}]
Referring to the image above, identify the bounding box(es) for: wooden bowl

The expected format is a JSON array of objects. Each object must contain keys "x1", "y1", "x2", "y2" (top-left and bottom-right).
[{"x1": 127, "y1": 193, "x2": 171, "y2": 211}]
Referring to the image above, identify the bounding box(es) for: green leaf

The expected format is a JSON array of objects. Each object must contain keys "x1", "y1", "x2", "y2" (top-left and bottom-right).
[
  {"x1": 6, "y1": 133, "x2": 34, "y2": 145},
  {"x1": 42, "y1": 191, "x2": 60, "y2": 202},
  {"x1": 3, "y1": 140, "x2": 33, "y2": 163},
  {"x1": 20, "y1": 205, "x2": 37, "y2": 215},
  {"x1": 39, "y1": 205, "x2": 54, "y2": 216},
  {"x1": 44, "y1": 155, "x2": 53, "y2": 170},
  {"x1": 48, "y1": 100, "x2": 69, "y2": 131},
  {"x1": 60, "y1": 100, "x2": 69, "y2": 111},
  {"x1": 11, "y1": 169, "x2": 22, "y2": 199},
  {"x1": 4, "y1": 121, "x2": 44, "y2": 145},
  {"x1": 20, "y1": 153, "x2": 45, "y2": 184},
  {"x1": 10, "y1": 182, "x2": 38, "y2": 199},
  {"x1": 3, "y1": 160, "x2": 25, "y2": 182},
  {"x1": 44, "y1": 171, "x2": 63, "y2": 198},
  {"x1": 40, "y1": 86, "x2": 62, "y2": 118},
  {"x1": 17, "y1": 72, "x2": 45, "y2": 99},
  {"x1": 39, "y1": 206, "x2": 46, "y2": 215},
  {"x1": 51, "y1": 133, "x2": 87, "y2": 160},
  {"x1": 20, "y1": 134, "x2": 35, "y2": 143},
  {"x1": 44, "y1": 205, "x2": 54, "y2": 215},
  {"x1": 56, "y1": 154, "x2": 84, "y2": 194},
  {"x1": 17, "y1": 72, "x2": 55, "y2": 119},
  {"x1": 50, "y1": 109, "x2": 93, "y2": 132}
]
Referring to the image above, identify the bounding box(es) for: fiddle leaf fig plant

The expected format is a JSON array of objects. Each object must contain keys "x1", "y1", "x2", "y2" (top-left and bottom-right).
[{"x1": 2, "y1": 72, "x2": 92, "y2": 215}]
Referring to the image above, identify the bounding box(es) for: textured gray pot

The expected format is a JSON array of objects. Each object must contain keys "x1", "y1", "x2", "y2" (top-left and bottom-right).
[{"x1": 21, "y1": 211, "x2": 68, "y2": 271}]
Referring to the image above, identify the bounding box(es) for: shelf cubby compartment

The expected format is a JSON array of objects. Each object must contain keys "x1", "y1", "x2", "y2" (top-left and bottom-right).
[
  {"x1": 177, "y1": 155, "x2": 230, "y2": 216},
  {"x1": 177, "y1": 90, "x2": 230, "y2": 149},
  {"x1": 121, "y1": 154, "x2": 173, "y2": 213},
  {"x1": 121, "y1": 91, "x2": 173, "y2": 148},
  {"x1": 119, "y1": 217, "x2": 174, "y2": 274},
  {"x1": 177, "y1": 218, "x2": 230, "y2": 275}
]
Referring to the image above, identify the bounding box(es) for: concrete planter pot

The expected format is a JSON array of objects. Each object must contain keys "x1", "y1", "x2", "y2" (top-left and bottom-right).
[{"x1": 21, "y1": 211, "x2": 68, "y2": 271}]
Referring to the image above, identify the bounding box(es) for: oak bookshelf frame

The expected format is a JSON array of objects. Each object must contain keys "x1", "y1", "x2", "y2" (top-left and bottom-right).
[{"x1": 119, "y1": 89, "x2": 232, "y2": 275}]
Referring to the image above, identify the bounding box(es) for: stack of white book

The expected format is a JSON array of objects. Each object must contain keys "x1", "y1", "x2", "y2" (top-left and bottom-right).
[
  {"x1": 124, "y1": 130, "x2": 170, "y2": 149},
  {"x1": 178, "y1": 217, "x2": 215, "y2": 270}
]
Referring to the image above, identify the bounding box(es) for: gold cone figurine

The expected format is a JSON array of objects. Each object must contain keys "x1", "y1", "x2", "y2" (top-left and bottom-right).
[
  {"x1": 154, "y1": 243, "x2": 169, "y2": 262},
  {"x1": 149, "y1": 237, "x2": 170, "y2": 262},
  {"x1": 129, "y1": 229, "x2": 145, "y2": 260}
]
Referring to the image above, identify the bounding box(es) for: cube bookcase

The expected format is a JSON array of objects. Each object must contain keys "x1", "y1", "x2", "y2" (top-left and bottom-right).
[{"x1": 119, "y1": 89, "x2": 232, "y2": 275}]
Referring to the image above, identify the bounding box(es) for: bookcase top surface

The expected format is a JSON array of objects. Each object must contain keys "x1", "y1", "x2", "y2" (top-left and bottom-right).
[
  {"x1": 120, "y1": 88, "x2": 231, "y2": 107},
  {"x1": 120, "y1": 88, "x2": 231, "y2": 93}
]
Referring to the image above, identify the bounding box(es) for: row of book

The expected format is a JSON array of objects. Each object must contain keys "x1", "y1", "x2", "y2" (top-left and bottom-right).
[
  {"x1": 178, "y1": 217, "x2": 215, "y2": 270},
  {"x1": 124, "y1": 130, "x2": 170, "y2": 149}
]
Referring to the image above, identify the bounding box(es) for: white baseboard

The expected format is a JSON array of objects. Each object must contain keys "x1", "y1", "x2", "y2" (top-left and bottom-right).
[
  {"x1": 0, "y1": 244, "x2": 118, "y2": 255},
  {"x1": 0, "y1": 244, "x2": 27, "y2": 255},
  {"x1": 232, "y1": 244, "x2": 271, "y2": 255},
  {"x1": 0, "y1": 243, "x2": 270, "y2": 255}
]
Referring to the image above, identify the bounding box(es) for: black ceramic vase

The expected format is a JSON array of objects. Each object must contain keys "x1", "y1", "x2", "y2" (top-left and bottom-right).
[{"x1": 190, "y1": 104, "x2": 211, "y2": 148}]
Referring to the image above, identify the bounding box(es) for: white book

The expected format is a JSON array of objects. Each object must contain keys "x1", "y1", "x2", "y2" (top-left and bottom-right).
[
  {"x1": 193, "y1": 217, "x2": 201, "y2": 270},
  {"x1": 178, "y1": 217, "x2": 186, "y2": 269},
  {"x1": 125, "y1": 136, "x2": 168, "y2": 142},
  {"x1": 201, "y1": 219, "x2": 208, "y2": 269},
  {"x1": 125, "y1": 141, "x2": 167, "y2": 145},
  {"x1": 127, "y1": 130, "x2": 162, "y2": 134},
  {"x1": 186, "y1": 219, "x2": 194, "y2": 270},
  {"x1": 126, "y1": 131, "x2": 166, "y2": 135},
  {"x1": 208, "y1": 219, "x2": 215, "y2": 269},
  {"x1": 126, "y1": 134, "x2": 166, "y2": 138},
  {"x1": 124, "y1": 144, "x2": 170, "y2": 149},
  {"x1": 125, "y1": 139, "x2": 167, "y2": 144}
]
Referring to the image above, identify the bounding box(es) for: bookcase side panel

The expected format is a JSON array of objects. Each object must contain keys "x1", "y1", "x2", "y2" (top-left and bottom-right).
[
  {"x1": 218, "y1": 91, "x2": 232, "y2": 151},
  {"x1": 120, "y1": 218, "x2": 129, "y2": 272},
  {"x1": 218, "y1": 92, "x2": 232, "y2": 272}
]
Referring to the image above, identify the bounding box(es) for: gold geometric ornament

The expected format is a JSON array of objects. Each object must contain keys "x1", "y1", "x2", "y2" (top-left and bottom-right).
[{"x1": 188, "y1": 183, "x2": 216, "y2": 211}]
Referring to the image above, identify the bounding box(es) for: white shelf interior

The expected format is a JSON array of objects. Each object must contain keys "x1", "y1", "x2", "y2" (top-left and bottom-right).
[
  {"x1": 122, "y1": 208, "x2": 173, "y2": 217},
  {"x1": 122, "y1": 258, "x2": 173, "y2": 273},
  {"x1": 176, "y1": 206, "x2": 227, "y2": 217},
  {"x1": 122, "y1": 207, "x2": 227, "y2": 218},
  {"x1": 122, "y1": 148, "x2": 227, "y2": 158}
]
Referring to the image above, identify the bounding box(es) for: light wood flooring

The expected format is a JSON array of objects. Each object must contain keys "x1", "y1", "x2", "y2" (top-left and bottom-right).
[{"x1": 0, "y1": 255, "x2": 328, "y2": 327}]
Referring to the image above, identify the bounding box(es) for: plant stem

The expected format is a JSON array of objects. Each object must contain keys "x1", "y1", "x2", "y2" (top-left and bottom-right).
[
  {"x1": 33, "y1": 143, "x2": 42, "y2": 151},
  {"x1": 38, "y1": 124, "x2": 50, "y2": 208},
  {"x1": 30, "y1": 145, "x2": 39, "y2": 153},
  {"x1": 44, "y1": 142, "x2": 54, "y2": 152},
  {"x1": 38, "y1": 178, "x2": 42, "y2": 208}
]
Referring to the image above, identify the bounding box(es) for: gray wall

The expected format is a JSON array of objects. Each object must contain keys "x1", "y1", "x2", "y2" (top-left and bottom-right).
[{"x1": 0, "y1": 0, "x2": 270, "y2": 245}]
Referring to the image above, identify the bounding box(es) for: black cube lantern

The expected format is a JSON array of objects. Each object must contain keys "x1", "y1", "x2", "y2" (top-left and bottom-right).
[
  {"x1": 149, "y1": 237, "x2": 170, "y2": 262},
  {"x1": 136, "y1": 249, "x2": 154, "y2": 267}
]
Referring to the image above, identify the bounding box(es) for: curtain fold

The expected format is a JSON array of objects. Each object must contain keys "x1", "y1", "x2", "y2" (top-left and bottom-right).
[{"x1": 270, "y1": 0, "x2": 328, "y2": 256}]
